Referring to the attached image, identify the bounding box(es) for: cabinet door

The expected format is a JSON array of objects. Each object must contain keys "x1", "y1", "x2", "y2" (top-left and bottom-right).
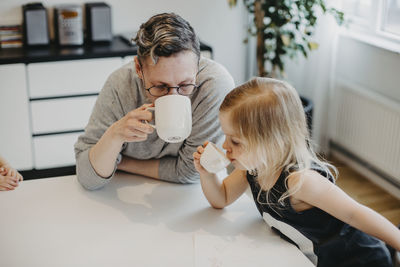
[
  {"x1": 30, "y1": 95, "x2": 97, "y2": 134},
  {"x1": 33, "y1": 132, "x2": 81, "y2": 169},
  {"x1": 27, "y1": 57, "x2": 122, "y2": 98},
  {"x1": 0, "y1": 64, "x2": 33, "y2": 170}
]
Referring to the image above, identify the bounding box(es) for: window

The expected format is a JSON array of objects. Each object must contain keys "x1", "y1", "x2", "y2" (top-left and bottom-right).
[
  {"x1": 383, "y1": 0, "x2": 400, "y2": 36},
  {"x1": 342, "y1": 0, "x2": 374, "y2": 23},
  {"x1": 338, "y1": 0, "x2": 400, "y2": 52}
]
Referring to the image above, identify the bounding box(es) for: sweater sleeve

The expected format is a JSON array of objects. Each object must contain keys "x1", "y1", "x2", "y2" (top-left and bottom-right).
[
  {"x1": 74, "y1": 69, "x2": 127, "y2": 190},
  {"x1": 158, "y1": 60, "x2": 234, "y2": 183}
]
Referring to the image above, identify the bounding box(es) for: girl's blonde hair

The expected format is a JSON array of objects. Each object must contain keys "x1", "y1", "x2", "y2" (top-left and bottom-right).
[{"x1": 220, "y1": 77, "x2": 337, "y2": 205}]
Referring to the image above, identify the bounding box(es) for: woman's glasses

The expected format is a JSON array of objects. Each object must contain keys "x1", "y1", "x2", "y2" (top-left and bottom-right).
[{"x1": 145, "y1": 84, "x2": 198, "y2": 96}]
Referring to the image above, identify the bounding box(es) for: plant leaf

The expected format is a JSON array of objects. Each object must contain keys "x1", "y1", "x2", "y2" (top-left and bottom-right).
[{"x1": 308, "y1": 41, "x2": 319, "y2": 50}]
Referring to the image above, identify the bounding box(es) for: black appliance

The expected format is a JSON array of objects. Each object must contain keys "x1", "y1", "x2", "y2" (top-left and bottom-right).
[{"x1": 85, "y1": 2, "x2": 112, "y2": 43}]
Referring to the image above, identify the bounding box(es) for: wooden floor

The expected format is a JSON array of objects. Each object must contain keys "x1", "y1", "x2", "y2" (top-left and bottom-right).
[{"x1": 332, "y1": 157, "x2": 400, "y2": 226}]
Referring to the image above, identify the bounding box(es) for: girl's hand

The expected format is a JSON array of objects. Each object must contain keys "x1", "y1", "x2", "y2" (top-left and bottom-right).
[{"x1": 193, "y1": 141, "x2": 211, "y2": 175}]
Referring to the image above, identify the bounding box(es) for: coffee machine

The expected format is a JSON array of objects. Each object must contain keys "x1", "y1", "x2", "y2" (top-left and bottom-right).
[{"x1": 54, "y1": 5, "x2": 84, "y2": 46}]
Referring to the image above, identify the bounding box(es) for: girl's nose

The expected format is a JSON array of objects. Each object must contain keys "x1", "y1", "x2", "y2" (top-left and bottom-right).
[{"x1": 222, "y1": 139, "x2": 229, "y2": 151}]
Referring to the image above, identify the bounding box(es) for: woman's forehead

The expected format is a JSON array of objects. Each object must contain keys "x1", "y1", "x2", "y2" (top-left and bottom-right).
[
  {"x1": 144, "y1": 54, "x2": 197, "y2": 84},
  {"x1": 143, "y1": 51, "x2": 197, "y2": 71}
]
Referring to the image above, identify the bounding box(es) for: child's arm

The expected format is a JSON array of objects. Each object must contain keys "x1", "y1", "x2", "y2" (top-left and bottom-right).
[
  {"x1": 193, "y1": 142, "x2": 248, "y2": 209},
  {"x1": 290, "y1": 171, "x2": 400, "y2": 251}
]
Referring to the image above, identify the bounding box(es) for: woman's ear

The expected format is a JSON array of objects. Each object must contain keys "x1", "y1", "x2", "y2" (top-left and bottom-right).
[{"x1": 134, "y1": 56, "x2": 143, "y2": 79}]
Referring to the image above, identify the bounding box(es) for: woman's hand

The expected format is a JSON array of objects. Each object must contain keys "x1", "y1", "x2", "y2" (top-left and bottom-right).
[
  {"x1": 193, "y1": 141, "x2": 211, "y2": 175},
  {"x1": 109, "y1": 103, "x2": 155, "y2": 143}
]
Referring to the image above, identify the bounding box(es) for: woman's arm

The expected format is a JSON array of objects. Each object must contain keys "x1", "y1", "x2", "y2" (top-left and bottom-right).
[{"x1": 290, "y1": 171, "x2": 400, "y2": 251}]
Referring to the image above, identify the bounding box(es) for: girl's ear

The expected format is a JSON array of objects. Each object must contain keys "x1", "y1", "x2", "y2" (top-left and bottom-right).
[{"x1": 134, "y1": 56, "x2": 143, "y2": 79}]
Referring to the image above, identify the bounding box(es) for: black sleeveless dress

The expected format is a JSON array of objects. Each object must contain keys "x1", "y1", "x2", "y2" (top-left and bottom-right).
[{"x1": 246, "y1": 165, "x2": 392, "y2": 267}]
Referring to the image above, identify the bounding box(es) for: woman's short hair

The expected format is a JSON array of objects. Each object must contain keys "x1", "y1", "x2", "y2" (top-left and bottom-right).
[{"x1": 133, "y1": 13, "x2": 200, "y2": 64}]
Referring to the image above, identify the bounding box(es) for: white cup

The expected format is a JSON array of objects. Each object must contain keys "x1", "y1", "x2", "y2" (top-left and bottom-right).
[
  {"x1": 200, "y1": 142, "x2": 231, "y2": 173},
  {"x1": 146, "y1": 95, "x2": 192, "y2": 143}
]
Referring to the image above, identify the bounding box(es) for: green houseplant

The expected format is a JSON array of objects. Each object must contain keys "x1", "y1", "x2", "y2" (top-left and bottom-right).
[
  {"x1": 228, "y1": 0, "x2": 344, "y2": 77},
  {"x1": 228, "y1": 0, "x2": 344, "y2": 134}
]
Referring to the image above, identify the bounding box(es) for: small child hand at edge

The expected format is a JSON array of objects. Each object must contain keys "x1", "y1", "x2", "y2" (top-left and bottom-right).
[
  {"x1": 0, "y1": 167, "x2": 21, "y2": 191},
  {"x1": 1, "y1": 165, "x2": 23, "y2": 182}
]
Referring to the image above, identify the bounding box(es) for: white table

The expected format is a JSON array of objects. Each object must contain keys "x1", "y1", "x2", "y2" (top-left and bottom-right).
[{"x1": 0, "y1": 172, "x2": 313, "y2": 267}]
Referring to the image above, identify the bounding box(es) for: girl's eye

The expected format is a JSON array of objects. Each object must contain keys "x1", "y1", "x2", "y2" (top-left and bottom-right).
[{"x1": 231, "y1": 140, "x2": 240, "y2": 146}]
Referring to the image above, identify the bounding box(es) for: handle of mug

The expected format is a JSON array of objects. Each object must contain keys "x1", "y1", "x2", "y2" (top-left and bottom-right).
[{"x1": 143, "y1": 106, "x2": 156, "y2": 129}]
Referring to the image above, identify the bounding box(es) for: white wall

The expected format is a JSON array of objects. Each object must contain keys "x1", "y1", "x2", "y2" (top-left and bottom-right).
[
  {"x1": 335, "y1": 36, "x2": 400, "y2": 103},
  {"x1": 0, "y1": 0, "x2": 248, "y2": 85}
]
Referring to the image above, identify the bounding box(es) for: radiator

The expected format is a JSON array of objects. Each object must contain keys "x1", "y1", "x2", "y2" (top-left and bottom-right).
[{"x1": 331, "y1": 79, "x2": 400, "y2": 186}]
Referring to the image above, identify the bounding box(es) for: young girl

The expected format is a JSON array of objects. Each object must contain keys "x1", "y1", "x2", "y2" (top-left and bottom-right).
[{"x1": 193, "y1": 77, "x2": 400, "y2": 267}]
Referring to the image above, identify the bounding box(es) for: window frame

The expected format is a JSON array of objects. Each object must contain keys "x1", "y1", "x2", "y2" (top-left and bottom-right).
[{"x1": 339, "y1": 0, "x2": 400, "y2": 53}]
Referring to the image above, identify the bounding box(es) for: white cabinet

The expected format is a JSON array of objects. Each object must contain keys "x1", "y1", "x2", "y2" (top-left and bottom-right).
[
  {"x1": 0, "y1": 64, "x2": 33, "y2": 170},
  {"x1": 1, "y1": 57, "x2": 123, "y2": 172},
  {"x1": 26, "y1": 57, "x2": 122, "y2": 169}
]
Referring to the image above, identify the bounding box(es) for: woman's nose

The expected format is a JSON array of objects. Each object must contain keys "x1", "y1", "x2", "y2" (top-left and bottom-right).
[{"x1": 167, "y1": 87, "x2": 179, "y2": 95}]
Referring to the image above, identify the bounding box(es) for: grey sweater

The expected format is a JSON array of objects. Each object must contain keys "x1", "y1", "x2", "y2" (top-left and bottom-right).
[{"x1": 74, "y1": 57, "x2": 234, "y2": 190}]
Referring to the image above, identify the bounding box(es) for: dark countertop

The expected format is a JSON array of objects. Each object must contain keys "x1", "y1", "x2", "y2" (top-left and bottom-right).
[{"x1": 0, "y1": 36, "x2": 212, "y2": 65}]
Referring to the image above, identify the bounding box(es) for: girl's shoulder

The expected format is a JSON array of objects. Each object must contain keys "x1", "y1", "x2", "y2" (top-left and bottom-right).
[
  {"x1": 286, "y1": 163, "x2": 335, "y2": 190},
  {"x1": 287, "y1": 169, "x2": 327, "y2": 189},
  {"x1": 286, "y1": 169, "x2": 335, "y2": 212},
  {"x1": 287, "y1": 167, "x2": 339, "y2": 207}
]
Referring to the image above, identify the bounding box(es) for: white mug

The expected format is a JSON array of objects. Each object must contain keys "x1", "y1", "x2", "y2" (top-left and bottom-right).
[
  {"x1": 146, "y1": 95, "x2": 192, "y2": 143},
  {"x1": 200, "y1": 142, "x2": 231, "y2": 173}
]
